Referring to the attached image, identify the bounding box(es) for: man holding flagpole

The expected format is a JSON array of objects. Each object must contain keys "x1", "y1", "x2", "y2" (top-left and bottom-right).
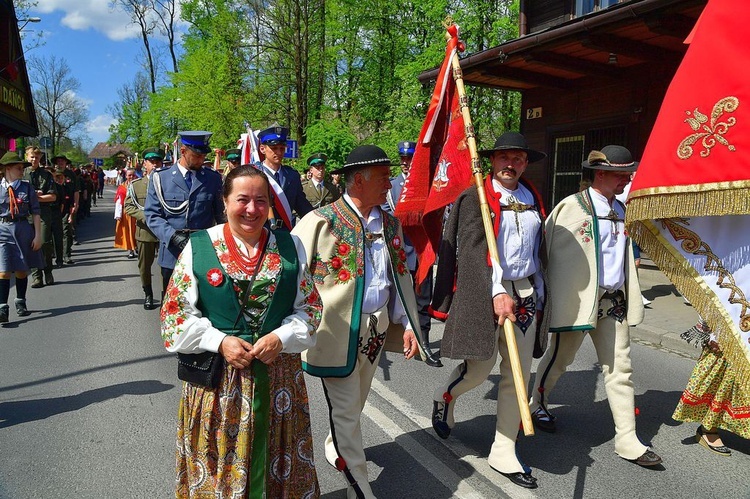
[{"x1": 430, "y1": 132, "x2": 547, "y2": 489}]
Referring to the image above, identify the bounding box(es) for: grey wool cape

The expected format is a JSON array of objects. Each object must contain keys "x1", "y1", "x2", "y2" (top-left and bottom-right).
[{"x1": 430, "y1": 183, "x2": 548, "y2": 361}]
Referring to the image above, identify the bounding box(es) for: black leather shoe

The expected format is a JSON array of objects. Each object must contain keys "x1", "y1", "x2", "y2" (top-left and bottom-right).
[
  {"x1": 628, "y1": 450, "x2": 663, "y2": 467},
  {"x1": 532, "y1": 407, "x2": 556, "y2": 433},
  {"x1": 144, "y1": 295, "x2": 154, "y2": 310},
  {"x1": 424, "y1": 350, "x2": 443, "y2": 368},
  {"x1": 0, "y1": 306, "x2": 8, "y2": 324},
  {"x1": 496, "y1": 470, "x2": 538, "y2": 489},
  {"x1": 432, "y1": 401, "x2": 451, "y2": 439}
]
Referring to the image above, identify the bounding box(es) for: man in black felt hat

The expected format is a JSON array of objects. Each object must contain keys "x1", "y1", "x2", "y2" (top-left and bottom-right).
[
  {"x1": 257, "y1": 125, "x2": 313, "y2": 224},
  {"x1": 430, "y1": 131, "x2": 548, "y2": 489},
  {"x1": 292, "y1": 144, "x2": 433, "y2": 498},
  {"x1": 530, "y1": 144, "x2": 662, "y2": 468}
]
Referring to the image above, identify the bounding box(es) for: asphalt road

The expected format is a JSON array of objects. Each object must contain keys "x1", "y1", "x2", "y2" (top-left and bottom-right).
[{"x1": 0, "y1": 188, "x2": 748, "y2": 499}]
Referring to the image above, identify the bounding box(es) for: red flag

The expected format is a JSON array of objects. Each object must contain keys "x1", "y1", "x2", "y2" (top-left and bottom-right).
[
  {"x1": 627, "y1": 0, "x2": 750, "y2": 387},
  {"x1": 395, "y1": 26, "x2": 472, "y2": 285}
]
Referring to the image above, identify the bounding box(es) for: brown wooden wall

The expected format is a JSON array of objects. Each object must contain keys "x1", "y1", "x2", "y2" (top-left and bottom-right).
[
  {"x1": 516, "y1": 60, "x2": 677, "y2": 208},
  {"x1": 527, "y1": 0, "x2": 569, "y2": 33}
]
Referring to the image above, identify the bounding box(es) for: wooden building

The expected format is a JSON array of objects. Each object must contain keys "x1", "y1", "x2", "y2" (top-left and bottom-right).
[
  {"x1": 88, "y1": 142, "x2": 133, "y2": 170},
  {"x1": 420, "y1": 0, "x2": 706, "y2": 207},
  {"x1": 0, "y1": 0, "x2": 38, "y2": 153}
]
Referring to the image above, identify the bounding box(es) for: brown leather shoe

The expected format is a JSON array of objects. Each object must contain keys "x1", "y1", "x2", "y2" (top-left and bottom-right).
[{"x1": 628, "y1": 450, "x2": 663, "y2": 467}]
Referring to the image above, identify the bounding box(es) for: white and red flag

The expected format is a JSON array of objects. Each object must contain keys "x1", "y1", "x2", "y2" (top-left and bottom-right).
[
  {"x1": 395, "y1": 25, "x2": 473, "y2": 285},
  {"x1": 626, "y1": 0, "x2": 750, "y2": 386}
]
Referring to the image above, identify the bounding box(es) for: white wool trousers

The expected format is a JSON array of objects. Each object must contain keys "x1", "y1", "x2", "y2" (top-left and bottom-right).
[{"x1": 530, "y1": 312, "x2": 648, "y2": 460}]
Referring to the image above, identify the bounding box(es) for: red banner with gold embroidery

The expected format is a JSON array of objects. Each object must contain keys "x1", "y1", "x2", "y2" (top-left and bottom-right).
[{"x1": 627, "y1": 0, "x2": 750, "y2": 388}]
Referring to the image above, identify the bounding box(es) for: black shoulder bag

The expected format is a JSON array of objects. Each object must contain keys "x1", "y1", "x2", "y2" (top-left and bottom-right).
[{"x1": 177, "y1": 234, "x2": 268, "y2": 389}]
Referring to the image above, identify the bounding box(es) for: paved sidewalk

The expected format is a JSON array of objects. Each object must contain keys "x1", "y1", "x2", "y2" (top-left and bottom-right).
[{"x1": 632, "y1": 257, "x2": 701, "y2": 359}]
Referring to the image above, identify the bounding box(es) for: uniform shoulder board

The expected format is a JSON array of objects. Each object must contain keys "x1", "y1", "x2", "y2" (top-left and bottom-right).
[
  {"x1": 203, "y1": 167, "x2": 222, "y2": 177},
  {"x1": 154, "y1": 165, "x2": 171, "y2": 173}
]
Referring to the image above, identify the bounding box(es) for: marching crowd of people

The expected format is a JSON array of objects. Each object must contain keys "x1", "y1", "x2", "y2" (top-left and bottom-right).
[{"x1": 3, "y1": 125, "x2": 744, "y2": 497}]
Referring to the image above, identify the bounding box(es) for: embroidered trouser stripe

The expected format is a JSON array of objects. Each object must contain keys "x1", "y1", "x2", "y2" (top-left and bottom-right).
[
  {"x1": 529, "y1": 318, "x2": 647, "y2": 459},
  {"x1": 321, "y1": 381, "x2": 366, "y2": 499},
  {"x1": 533, "y1": 332, "x2": 562, "y2": 409}
]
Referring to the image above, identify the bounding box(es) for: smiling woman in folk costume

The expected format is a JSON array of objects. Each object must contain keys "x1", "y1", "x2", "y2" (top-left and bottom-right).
[
  {"x1": 114, "y1": 168, "x2": 137, "y2": 258},
  {"x1": 0, "y1": 152, "x2": 43, "y2": 324},
  {"x1": 161, "y1": 165, "x2": 321, "y2": 498}
]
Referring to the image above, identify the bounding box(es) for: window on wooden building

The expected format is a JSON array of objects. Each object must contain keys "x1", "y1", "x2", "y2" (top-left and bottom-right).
[
  {"x1": 551, "y1": 135, "x2": 585, "y2": 207},
  {"x1": 575, "y1": 0, "x2": 620, "y2": 17}
]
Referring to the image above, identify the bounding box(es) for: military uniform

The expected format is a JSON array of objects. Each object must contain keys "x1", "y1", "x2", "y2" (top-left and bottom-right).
[
  {"x1": 24, "y1": 165, "x2": 56, "y2": 286},
  {"x1": 126, "y1": 175, "x2": 159, "y2": 308}
]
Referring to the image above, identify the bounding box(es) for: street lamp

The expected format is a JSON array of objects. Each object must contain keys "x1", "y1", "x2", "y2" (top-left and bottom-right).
[{"x1": 16, "y1": 17, "x2": 41, "y2": 30}]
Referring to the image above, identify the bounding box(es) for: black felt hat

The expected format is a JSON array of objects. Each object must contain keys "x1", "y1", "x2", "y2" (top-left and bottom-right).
[
  {"x1": 478, "y1": 132, "x2": 547, "y2": 163},
  {"x1": 582, "y1": 145, "x2": 638, "y2": 172},
  {"x1": 330, "y1": 145, "x2": 396, "y2": 174}
]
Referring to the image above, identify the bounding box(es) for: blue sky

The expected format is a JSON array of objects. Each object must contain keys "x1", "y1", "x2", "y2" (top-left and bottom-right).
[{"x1": 22, "y1": 0, "x2": 170, "y2": 150}]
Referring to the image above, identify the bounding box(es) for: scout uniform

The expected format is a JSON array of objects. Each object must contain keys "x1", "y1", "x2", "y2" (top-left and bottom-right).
[
  {"x1": 530, "y1": 145, "x2": 661, "y2": 467},
  {"x1": 24, "y1": 162, "x2": 56, "y2": 287},
  {"x1": 125, "y1": 147, "x2": 162, "y2": 309}
]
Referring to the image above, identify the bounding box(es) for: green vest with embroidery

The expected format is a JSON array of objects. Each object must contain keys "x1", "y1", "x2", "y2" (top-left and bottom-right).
[{"x1": 190, "y1": 229, "x2": 298, "y2": 340}]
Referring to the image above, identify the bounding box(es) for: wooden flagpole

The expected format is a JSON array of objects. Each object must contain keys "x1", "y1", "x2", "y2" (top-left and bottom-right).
[{"x1": 445, "y1": 21, "x2": 534, "y2": 436}]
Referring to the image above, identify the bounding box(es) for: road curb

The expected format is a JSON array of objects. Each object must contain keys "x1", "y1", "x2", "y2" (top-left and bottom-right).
[{"x1": 631, "y1": 323, "x2": 700, "y2": 360}]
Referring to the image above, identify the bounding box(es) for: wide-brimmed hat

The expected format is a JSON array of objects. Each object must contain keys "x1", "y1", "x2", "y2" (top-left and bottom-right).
[
  {"x1": 478, "y1": 132, "x2": 547, "y2": 163},
  {"x1": 51, "y1": 154, "x2": 71, "y2": 164},
  {"x1": 331, "y1": 145, "x2": 395, "y2": 174},
  {"x1": 0, "y1": 152, "x2": 31, "y2": 167},
  {"x1": 179, "y1": 131, "x2": 212, "y2": 154},
  {"x1": 582, "y1": 145, "x2": 638, "y2": 172}
]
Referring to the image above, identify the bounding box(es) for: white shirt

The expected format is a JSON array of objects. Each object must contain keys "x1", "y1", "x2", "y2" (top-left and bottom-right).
[
  {"x1": 589, "y1": 187, "x2": 627, "y2": 291},
  {"x1": 163, "y1": 225, "x2": 319, "y2": 354},
  {"x1": 344, "y1": 194, "x2": 409, "y2": 329},
  {"x1": 490, "y1": 180, "x2": 545, "y2": 305}
]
